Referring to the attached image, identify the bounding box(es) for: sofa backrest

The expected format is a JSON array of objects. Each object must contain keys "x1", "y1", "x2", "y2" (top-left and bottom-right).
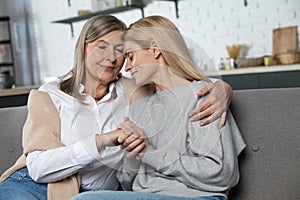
[
  {"x1": 0, "y1": 106, "x2": 27, "y2": 174},
  {"x1": 228, "y1": 87, "x2": 300, "y2": 199},
  {"x1": 0, "y1": 88, "x2": 299, "y2": 199}
]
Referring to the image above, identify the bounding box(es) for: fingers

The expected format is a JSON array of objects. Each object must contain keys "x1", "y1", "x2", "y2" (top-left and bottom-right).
[
  {"x1": 117, "y1": 133, "x2": 129, "y2": 144},
  {"x1": 199, "y1": 113, "x2": 215, "y2": 126},
  {"x1": 122, "y1": 134, "x2": 140, "y2": 148},
  {"x1": 189, "y1": 96, "x2": 215, "y2": 120},
  {"x1": 118, "y1": 118, "x2": 143, "y2": 138},
  {"x1": 196, "y1": 82, "x2": 214, "y2": 96},
  {"x1": 218, "y1": 112, "x2": 227, "y2": 129},
  {"x1": 121, "y1": 137, "x2": 146, "y2": 160},
  {"x1": 124, "y1": 142, "x2": 146, "y2": 159},
  {"x1": 122, "y1": 137, "x2": 144, "y2": 152},
  {"x1": 190, "y1": 80, "x2": 231, "y2": 127}
]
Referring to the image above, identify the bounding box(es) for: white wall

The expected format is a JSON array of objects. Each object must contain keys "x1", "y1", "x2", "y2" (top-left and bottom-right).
[{"x1": 30, "y1": 0, "x2": 300, "y2": 82}]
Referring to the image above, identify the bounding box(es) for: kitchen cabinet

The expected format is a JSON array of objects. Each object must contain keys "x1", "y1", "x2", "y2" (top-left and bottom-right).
[
  {"x1": 207, "y1": 64, "x2": 300, "y2": 90},
  {"x1": 0, "y1": 85, "x2": 38, "y2": 108},
  {"x1": 53, "y1": 0, "x2": 179, "y2": 36}
]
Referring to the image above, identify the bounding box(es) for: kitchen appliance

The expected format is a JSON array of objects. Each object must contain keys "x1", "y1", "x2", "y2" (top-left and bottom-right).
[{"x1": 0, "y1": 70, "x2": 14, "y2": 89}]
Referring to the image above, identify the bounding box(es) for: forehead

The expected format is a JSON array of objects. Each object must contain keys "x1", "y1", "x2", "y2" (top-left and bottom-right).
[
  {"x1": 124, "y1": 41, "x2": 142, "y2": 53},
  {"x1": 96, "y1": 30, "x2": 124, "y2": 44}
]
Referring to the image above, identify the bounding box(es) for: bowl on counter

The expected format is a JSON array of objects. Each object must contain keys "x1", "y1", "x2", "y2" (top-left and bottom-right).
[
  {"x1": 235, "y1": 57, "x2": 264, "y2": 68},
  {"x1": 275, "y1": 52, "x2": 300, "y2": 65}
]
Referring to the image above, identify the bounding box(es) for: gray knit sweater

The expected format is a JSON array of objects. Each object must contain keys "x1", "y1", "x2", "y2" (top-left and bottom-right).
[{"x1": 117, "y1": 81, "x2": 245, "y2": 198}]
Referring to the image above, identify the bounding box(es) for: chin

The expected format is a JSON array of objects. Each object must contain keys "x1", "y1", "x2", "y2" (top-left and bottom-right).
[
  {"x1": 135, "y1": 79, "x2": 149, "y2": 87},
  {"x1": 99, "y1": 74, "x2": 118, "y2": 84}
]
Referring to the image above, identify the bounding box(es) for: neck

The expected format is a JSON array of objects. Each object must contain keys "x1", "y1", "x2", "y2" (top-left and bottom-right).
[
  {"x1": 84, "y1": 80, "x2": 109, "y2": 102},
  {"x1": 153, "y1": 65, "x2": 190, "y2": 92}
]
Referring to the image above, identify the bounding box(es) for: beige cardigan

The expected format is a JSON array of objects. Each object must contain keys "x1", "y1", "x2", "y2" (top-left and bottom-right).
[{"x1": 0, "y1": 89, "x2": 80, "y2": 200}]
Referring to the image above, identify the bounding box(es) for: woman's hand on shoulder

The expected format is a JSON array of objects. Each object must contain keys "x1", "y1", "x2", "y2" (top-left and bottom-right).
[{"x1": 189, "y1": 80, "x2": 233, "y2": 128}]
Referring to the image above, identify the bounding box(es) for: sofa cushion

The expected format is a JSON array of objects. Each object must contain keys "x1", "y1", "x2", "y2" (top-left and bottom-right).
[{"x1": 228, "y1": 87, "x2": 300, "y2": 199}]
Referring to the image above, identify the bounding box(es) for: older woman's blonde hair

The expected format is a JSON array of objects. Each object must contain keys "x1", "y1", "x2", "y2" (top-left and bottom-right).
[
  {"x1": 124, "y1": 15, "x2": 208, "y2": 82},
  {"x1": 59, "y1": 15, "x2": 127, "y2": 101}
]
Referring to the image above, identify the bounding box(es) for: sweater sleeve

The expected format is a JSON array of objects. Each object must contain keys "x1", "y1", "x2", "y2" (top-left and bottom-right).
[
  {"x1": 116, "y1": 156, "x2": 141, "y2": 191},
  {"x1": 142, "y1": 114, "x2": 241, "y2": 192}
]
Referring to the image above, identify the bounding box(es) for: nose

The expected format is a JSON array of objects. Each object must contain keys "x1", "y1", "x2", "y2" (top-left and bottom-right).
[
  {"x1": 106, "y1": 46, "x2": 117, "y2": 62},
  {"x1": 125, "y1": 60, "x2": 132, "y2": 72}
]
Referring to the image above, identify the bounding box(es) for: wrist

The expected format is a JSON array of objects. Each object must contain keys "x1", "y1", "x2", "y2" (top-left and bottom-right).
[{"x1": 95, "y1": 134, "x2": 105, "y2": 152}]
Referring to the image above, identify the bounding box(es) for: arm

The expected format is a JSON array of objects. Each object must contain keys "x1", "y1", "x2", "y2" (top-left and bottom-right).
[
  {"x1": 116, "y1": 118, "x2": 148, "y2": 190},
  {"x1": 27, "y1": 130, "x2": 123, "y2": 183},
  {"x1": 189, "y1": 80, "x2": 233, "y2": 128},
  {"x1": 141, "y1": 119, "x2": 239, "y2": 192},
  {"x1": 116, "y1": 155, "x2": 141, "y2": 191},
  {"x1": 117, "y1": 117, "x2": 238, "y2": 192},
  {"x1": 25, "y1": 89, "x2": 123, "y2": 183}
]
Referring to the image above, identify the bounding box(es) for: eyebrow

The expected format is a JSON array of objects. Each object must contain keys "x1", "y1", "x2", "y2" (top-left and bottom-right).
[
  {"x1": 124, "y1": 48, "x2": 133, "y2": 55},
  {"x1": 97, "y1": 39, "x2": 123, "y2": 48},
  {"x1": 96, "y1": 39, "x2": 108, "y2": 45}
]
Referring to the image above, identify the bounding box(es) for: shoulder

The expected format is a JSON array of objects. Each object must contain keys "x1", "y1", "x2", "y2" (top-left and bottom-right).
[
  {"x1": 190, "y1": 81, "x2": 208, "y2": 92},
  {"x1": 27, "y1": 89, "x2": 57, "y2": 112},
  {"x1": 169, "y1": 81, "x2": 207, "y2": 100},
  {"x1": 38, "y1": 80, "x2": 60, "y2": 93},
  {"x1": 120, "y1": 76, "x2": 155, "y2": 105},
  {"x1": 37, "y1": 80, "x2": 64, "y2": 109}
]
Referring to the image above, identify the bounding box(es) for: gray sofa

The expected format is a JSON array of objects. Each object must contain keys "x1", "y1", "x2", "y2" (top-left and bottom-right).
[{"x1": 0, "y1": 88, "x2": 299, "y2": 199}]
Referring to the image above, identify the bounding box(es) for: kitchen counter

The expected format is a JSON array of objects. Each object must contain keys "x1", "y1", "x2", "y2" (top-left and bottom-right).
[
  {"x1": 0, "y1": 85, "x2": 39, "y2": 97},
  {"x1": 205, "y1": 63, "x2": 300, "y2": 76},
  {"x1": 0, "y1": 85, "x2": 39, "y2": 108},
  {"x1": 205, "y1": 63, "x2": 300, "y2": 90}
]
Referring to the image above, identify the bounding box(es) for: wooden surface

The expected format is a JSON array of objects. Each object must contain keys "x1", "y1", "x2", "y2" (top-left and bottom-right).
[
  {"x1": 205, "y1": 63, "x2": 300, "y2": 76},
  {"x1": 272, "y1": 26, "x2": 297, "y2": 56},
  {"x1": 0, "y1": 85, "x2": 38, "y2": 97}
]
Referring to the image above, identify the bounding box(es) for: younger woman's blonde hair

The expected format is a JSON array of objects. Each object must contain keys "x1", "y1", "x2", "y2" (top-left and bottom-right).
[
  {"x1": 123, "y1": 15, "x2": 209, "y2": 82},
  {"x1": 59, "y1": 15, "x2": 127, "y2": 102}
]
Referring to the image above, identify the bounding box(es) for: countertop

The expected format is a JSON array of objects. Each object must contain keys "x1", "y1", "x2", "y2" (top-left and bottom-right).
[
  {"x1": 0, "y1": 85, "x2": 39, "y2": 97},
  {"x1": 205, "y1": 63, "x2": 300, "y2": 76},
  {"x1": 1, "y1": 64, "x2": 300, "y2": 97}
]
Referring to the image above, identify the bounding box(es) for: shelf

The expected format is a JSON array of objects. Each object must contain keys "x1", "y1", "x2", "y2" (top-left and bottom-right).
[
  {"x1": 0, "y1": 17, "x2": 10, "y2": 21},
  {"x1": 0, "y1": 63, "x2": 14, "y2": 67},
  {"x1": 52, "y1": 5, "x2": 145, "y2": 37},
  {"x1": 0, "y1": 40, "x2": 11, "y2": 44},
  {"x1": 54, "y1": 0, "x2": 181, "y2": 37}
]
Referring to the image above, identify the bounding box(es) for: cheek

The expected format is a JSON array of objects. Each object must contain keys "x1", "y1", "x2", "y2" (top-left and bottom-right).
[
  {"x1": 116, "y1": 56, "x2": 125, "y2": 65},
  {"x1": 86, "y1": 49, "x2": 103, "y2": 64}
]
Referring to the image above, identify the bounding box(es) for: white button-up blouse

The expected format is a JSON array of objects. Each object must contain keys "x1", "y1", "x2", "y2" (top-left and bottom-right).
[{"x1": 26, "y1": 79, "x2": 128, "y2": 191}]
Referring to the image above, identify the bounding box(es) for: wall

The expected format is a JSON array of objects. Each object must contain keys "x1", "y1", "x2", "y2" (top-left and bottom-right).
[
  {"x1": 0, "y1": 0, "x2": 40, "y2": 86},
  {"x1": 30, "y1": 0, "x2": 300, "y2": 82}
]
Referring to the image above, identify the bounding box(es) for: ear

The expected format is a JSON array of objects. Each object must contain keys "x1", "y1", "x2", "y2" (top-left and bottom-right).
[{"x1": 150, "y1": 41, "x2": 161, "y2": 59}]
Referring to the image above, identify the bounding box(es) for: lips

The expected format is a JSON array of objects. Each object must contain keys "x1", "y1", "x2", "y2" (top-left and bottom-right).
[
  {"x1": 99, "y1": 64, "x2": 116, "y2": 72},
  {"x1": 104, "y1": 66, "x2": 115, "y2": 71},
  {"x1": 131, "y1": 70, "x2": 137, "y2": 77}
]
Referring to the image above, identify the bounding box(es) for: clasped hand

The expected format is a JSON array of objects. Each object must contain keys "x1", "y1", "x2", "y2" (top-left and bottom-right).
[{"x1": 117, "y1": 117, "x2": 149, "y2": 160}]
